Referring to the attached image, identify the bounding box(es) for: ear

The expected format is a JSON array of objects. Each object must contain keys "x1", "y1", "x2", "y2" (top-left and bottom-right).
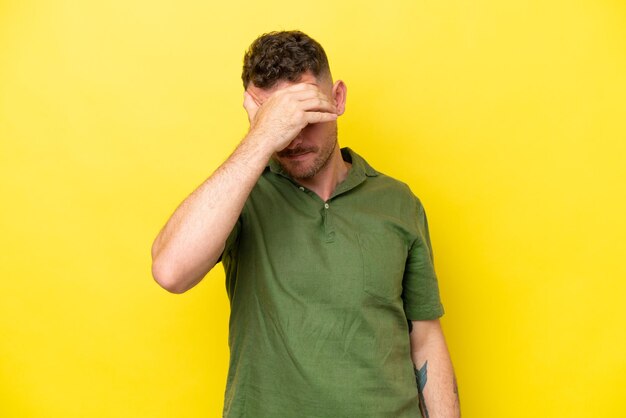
[{"x1": 331, "y1": 80, "x2": 347, "y2": 116}]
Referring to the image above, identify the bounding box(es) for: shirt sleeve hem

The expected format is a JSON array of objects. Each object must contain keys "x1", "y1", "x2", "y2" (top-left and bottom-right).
[{"x1": 404, "y1": 304, "x2": 445, "y2": 321}]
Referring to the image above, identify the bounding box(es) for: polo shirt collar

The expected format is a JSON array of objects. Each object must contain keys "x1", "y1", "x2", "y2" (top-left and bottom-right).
[{"x1": 341, "y1": 147, "x2": 378, "y2": 178}]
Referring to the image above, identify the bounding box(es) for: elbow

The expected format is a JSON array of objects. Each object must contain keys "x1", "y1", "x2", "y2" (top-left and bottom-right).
[
  {"x1": 151, "y1": 257, "x2": 188, "y2": 294},
  {"x1": 150, "y1": 235, "x2": 222, "y2": 294},
  {"x1": 150, "y1": 236, "x2": 187, "y2": 294},
  {"x1": 151, "y1": 252, "x2": 219, "y2": 294}
]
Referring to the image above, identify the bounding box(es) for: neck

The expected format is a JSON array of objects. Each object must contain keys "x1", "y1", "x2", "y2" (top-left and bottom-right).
[{"x1": 298, "y1": 145, "x2": 351, "y2": 202}]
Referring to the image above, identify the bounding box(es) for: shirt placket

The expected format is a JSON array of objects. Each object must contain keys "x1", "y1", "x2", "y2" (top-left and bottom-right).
[
  {"x1": 321, "y1": 201, "x2": 335, "y2": 243},
  {"x1": 270, "y1": 158, "x2": 370, "y2": 245}
]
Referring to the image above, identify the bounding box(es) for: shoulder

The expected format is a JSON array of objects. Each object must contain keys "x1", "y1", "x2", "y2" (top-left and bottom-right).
[
  {"x1": 347, "y1": 147, "x2": 421, "y2": 200},
  {"x1": 251, "y1": 166, "x2": 288, "y2": 192},
  {"x1": 363, "y1": 168, "x2": 424, "y2": 210}
]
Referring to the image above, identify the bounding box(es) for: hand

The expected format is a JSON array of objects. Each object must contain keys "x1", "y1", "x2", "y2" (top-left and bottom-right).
[{"x1": 242, "y1": 83, "x2": 338, "y2": 152}]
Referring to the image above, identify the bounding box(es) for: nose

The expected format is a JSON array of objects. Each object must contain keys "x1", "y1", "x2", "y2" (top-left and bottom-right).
[{"x1": 286, "y1": 132, "x2": 304, "y2": 149}]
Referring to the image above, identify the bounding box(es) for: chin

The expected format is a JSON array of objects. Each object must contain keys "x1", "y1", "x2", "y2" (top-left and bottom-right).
[
  {"x1": 284, "y1": 165, "x2": 316, "y2": 180},
  {"x1": 277, "y1": 140, "x2": 336, "y2": 180}
]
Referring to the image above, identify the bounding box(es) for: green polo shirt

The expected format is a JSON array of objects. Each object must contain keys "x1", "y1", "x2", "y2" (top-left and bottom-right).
[{"x1": 220, "y1": 147, "x2": 444, "y2": 418}]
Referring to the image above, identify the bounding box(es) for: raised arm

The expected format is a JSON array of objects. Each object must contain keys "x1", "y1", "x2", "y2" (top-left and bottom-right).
[
  {"x1": 410, "y1": 319, "x2": 461, "y2": 418},
  {"x1": 151, "y1": 83, "x2": 337, "y2": 293}
]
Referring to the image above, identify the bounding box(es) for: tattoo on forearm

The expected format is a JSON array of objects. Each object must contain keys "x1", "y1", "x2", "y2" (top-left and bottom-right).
[
  {"x1": 414, "y1": 361, "x2": 429, "y2": 418},
  {"x1": 453, "y1": 374, "x2": 460, "y2": 407}
]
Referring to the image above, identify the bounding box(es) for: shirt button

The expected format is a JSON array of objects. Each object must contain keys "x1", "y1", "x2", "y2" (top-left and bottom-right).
[
  {"x1": 299, "y1": 187, "x2": 305, "y2": 191},
  {"x1": 324, "y1": 203, "x2": 330, "y2": 209}
]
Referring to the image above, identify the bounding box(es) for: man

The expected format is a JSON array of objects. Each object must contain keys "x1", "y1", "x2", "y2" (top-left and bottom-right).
[{"x1": 151, "y1": 30, "x2": 460, "y2": 418}]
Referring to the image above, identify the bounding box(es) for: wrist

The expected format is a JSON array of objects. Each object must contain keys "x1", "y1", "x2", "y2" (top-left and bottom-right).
[{"x1": 243, "y1": 129, "x2": 278, "y2": 158}]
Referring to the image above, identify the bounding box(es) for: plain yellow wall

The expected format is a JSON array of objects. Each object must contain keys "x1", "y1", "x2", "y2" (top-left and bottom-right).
[{"x1": 1, "y1": 0, "x2": 625, "y2": 417}]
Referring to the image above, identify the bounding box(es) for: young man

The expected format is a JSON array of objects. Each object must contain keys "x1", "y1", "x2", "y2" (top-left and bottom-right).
[{"x1": 151, "y1": 30, "x2": 460, "y2": 418}]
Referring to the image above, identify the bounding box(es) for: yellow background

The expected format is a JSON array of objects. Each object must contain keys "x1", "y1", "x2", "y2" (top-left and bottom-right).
[{"x1": 1, "y1": 0, "x2": 625, "y2": 416}]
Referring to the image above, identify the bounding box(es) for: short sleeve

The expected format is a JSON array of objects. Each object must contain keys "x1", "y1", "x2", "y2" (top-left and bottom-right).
[
  {"x1": 217, "y1": 215, "x2": 242, "y2": 264},
  {"x1": 402, "y1": 198, "x2": 445, "y2": 320}
]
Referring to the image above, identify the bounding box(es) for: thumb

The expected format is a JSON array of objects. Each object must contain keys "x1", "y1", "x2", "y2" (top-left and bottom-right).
[{"x1": 243, "y1": 91, "x2": 259, "y2": 125}]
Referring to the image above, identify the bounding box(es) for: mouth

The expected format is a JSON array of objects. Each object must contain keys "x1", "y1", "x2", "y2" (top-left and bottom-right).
[
  {"x1": 279, "y1": 150, "x2": 314, "y2": 161},
  {"x1": 285, "y1": 152, "x2": 311, "y2": 160}
]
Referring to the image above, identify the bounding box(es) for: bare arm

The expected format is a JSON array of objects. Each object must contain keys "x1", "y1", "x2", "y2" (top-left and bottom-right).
[
  {"x1": 410, "y1": 319, "x2": 461, "y2": 418},
  {"x1": 151, "y1": 84, "x2": 337, "y2": 293},
  {"x1": 150, "y1": 133, "x2": 272, "y2": 293}
]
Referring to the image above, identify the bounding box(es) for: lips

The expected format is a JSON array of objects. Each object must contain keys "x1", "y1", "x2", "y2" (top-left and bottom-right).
[
  {"x1": 279, "y1": 148, "x2": 315, "y2": 159},
  {"x1": 284, "y1": 151, "x2": 311, "y2": 160}
]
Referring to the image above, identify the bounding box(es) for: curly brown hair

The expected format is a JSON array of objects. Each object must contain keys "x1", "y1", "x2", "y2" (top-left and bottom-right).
[{"x1": 241, "y1": 30, "x2": 331, "y2": 89}]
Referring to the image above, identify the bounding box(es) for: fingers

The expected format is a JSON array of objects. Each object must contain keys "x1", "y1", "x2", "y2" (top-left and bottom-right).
[
  {"x1": 271, "y1": 85, "x2": 337, "y2": 117},
  {"x1": 281, "y1": 86, "x2": 332, "y2": 104},
  {"x1": 299, "y1": 97, "x2": 337, "y2": 114},
  {"x1": 304, "y1": 111, "x2": 338, "y2": 125},
  {"x1": 249, "y1": 82, "x2": 333, "y2": 108},
  {"x1": 277, "y1": 82, "x2": 320, "y2": 94}
]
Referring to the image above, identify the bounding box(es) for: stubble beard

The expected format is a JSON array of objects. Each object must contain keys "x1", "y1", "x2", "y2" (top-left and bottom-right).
[{"x1": 275, "y1": 126, "x2": 338, "y2": 180}]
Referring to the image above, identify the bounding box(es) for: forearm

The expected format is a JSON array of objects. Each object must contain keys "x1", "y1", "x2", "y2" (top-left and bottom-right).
[
  {"x1": 151, "y1": 132, "x2": 273, "y2": 293},
  {"x1": 411, "y1": 320, "x2": 461, "y2": 418}
]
